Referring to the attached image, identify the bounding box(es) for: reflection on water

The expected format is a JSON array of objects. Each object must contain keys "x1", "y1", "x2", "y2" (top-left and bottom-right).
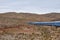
[{"x1": 28, "y1": 21, "x2": 60, "y2": 26}]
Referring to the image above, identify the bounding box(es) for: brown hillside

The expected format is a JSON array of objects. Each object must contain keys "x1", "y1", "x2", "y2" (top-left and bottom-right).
[{"x1": 0, "y1": 12, "x2": 60, "y2": 40}]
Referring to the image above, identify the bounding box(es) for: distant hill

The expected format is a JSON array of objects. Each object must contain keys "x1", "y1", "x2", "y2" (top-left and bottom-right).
[
  {"x1": 0, "y1": 12, "x2": 60, "y2": 27},
  {"x1": 42, "y1": 12, "x2": 60, "y2": 21}
]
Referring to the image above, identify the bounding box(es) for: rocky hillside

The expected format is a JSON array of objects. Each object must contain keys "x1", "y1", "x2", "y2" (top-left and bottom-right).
[{"x1": 0, "y1": 12, "x2": 60, "y2": 40}]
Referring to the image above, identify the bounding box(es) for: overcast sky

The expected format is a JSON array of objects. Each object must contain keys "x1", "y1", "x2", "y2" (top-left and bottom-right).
[{"x1": 0, "y1": 0, "x2": 60, "y2": 14}]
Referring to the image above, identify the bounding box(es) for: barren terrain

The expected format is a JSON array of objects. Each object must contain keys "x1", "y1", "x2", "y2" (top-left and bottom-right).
[{"x1": 0, "y1": 12, "x2": 60, "y2": 40}]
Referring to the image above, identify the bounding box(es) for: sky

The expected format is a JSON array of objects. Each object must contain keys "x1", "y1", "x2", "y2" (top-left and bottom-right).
[{"x1": 0, "y1": 0, "x2": 60, "y2": 14}]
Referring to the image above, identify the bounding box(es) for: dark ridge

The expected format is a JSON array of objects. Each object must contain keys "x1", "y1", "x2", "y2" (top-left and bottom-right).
[{"x1": 41, "y1": 12, "x2": 60, "y2": 18}]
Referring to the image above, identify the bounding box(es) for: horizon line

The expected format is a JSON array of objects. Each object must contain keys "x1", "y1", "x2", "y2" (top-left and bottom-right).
[{"x1": 0, "y1": 11, "x2": 60, "y2": 14}]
